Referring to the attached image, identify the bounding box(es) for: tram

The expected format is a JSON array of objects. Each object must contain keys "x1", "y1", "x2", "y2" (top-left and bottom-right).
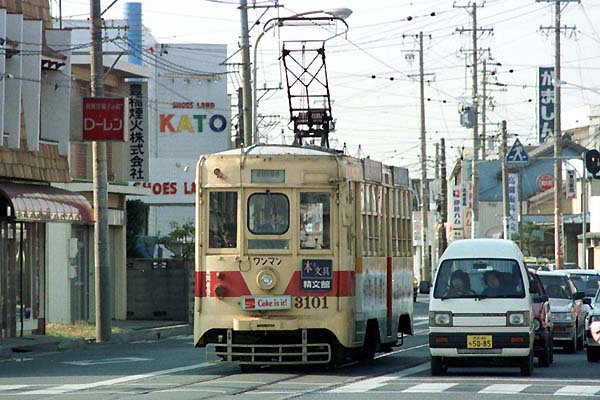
[{"x1": 193, "y1": 144, "x2": 414, "y2": 368}]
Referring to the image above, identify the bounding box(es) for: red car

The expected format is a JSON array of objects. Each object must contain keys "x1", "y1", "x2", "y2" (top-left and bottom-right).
[{"x1": 528, "y1": 268, "x2": 553, "y2": 367}]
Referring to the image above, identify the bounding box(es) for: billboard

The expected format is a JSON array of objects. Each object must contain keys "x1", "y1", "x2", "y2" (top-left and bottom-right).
[
  {"x1": 154, "y1": 44, "x2": 230, "y2": 160},
  {"x1": 82, "y1": 97, "x2": 126, "y2": 141},
  {"x1": 538, "y1": 66, "x2": 555, "y2": 143}
]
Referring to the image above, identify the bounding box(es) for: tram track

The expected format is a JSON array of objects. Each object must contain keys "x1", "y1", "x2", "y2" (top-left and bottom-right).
[{"x1": 149, "y1": 336, "x2": 429, "y2": 399}]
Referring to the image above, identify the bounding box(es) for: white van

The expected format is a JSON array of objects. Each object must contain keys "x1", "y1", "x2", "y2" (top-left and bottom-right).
[{"x1": 428, "y1": 239, "x2": 535, "y2": 376}]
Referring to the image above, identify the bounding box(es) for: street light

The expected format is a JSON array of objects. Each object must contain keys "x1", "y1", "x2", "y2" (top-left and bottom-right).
[{"x1": 252, "y1": 8, "x2": 352, "y2": 144}]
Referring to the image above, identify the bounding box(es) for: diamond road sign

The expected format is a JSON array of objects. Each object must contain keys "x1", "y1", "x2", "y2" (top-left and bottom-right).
[{"x1": 506, "y1": 138, "x2": 529, "y2": 165}]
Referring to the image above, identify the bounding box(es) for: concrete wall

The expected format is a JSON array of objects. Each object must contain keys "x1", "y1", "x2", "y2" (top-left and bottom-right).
[{"x1": 126, "y1": 259, "x2": 190, "y2": 321}]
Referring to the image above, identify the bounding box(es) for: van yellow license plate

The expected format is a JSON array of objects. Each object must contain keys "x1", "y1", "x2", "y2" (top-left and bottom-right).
[{"x1": 467, "y1": 335, "x2": 492, "y2": 349}]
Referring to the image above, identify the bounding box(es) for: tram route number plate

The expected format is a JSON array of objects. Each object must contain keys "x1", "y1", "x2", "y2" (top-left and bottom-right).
[
  {"x1": 241, "y1": 295, "x2": 292, "y2": 311},
  {"x1": 467, "y1": 335, "x2": 493, "y2": 349},
  {"x1": 300, "y1": 259, "x2": 333, "y2": 292}
]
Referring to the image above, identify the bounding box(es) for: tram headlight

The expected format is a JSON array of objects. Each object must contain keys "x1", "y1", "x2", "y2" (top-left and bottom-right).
[{"x1": 257, "y1": 269, "x2": 277, "y2": 290}]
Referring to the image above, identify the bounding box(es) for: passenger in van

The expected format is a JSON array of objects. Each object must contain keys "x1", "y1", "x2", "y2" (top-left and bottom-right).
[
  {"x1": 482, "y1": 270, "x2": 504, "y2": 297},
  {"x1": 446, "y1": 270, "x2": 475, "y2": 297}
]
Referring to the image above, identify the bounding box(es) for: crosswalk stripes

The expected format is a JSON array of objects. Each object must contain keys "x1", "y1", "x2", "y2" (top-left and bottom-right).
[
  {"x1": 402, "y1": 383, "x2": 459, "y2": 393},
  {"x1": 554, "y1": 386, "x2": 600, "y2": 397},
  {"x1": 330, "y1": 379, "x2": 600, "y2": 396},
  {"x1": 2, "y1": 382, "x2": 600, "y2": 396},
  {"x1": 479, "y1": 384, "x2": 531, "y2": 394}
]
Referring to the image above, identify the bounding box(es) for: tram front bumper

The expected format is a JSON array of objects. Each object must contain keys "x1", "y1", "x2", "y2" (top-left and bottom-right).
[
  {"x1": 233, "y1": 316, "x2": 299, "y2": 331},
  {"x1": 205, "y1": 328, "x2": 331, "y2": 365}
]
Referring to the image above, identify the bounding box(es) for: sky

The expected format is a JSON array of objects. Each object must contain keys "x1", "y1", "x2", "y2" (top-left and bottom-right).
[{"x1": 53, "y1": 0, "x2": 600, "y2": 176}]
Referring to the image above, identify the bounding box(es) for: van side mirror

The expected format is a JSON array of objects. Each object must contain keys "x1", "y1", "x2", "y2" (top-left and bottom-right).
[
  {"x1": 419, "y1": 281, "x2": 431, "y2": 294},
  {"x1": 574, "y1": 291, "x2": 585, "y2": 300},
  {"x1": 583, "y1": 297, "x2": 592, "y2": 305}
]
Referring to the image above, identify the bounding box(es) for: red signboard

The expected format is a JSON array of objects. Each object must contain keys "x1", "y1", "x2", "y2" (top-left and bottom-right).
[
  {"x1": 82, "y1": 97, "x2": 126, "y2": 141},
  {"x1": 537, "y1": 174, "x2": 554, "y2": 192}
]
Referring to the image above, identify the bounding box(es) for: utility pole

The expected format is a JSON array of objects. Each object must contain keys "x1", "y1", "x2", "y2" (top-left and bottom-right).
[
  {"x1": 237, "y1": 87, "x2": 244, "y2": 147},
  {"x1": 500, "y1": 121, "x2": 510, "y2": 239},
  {"x1": 538, "y1": 0, "x2": 579, "y2": 269},
  {"x1": 455, "y1": 2, "x2": 492, "y2": 239},
  {"x1": 418, "y1": 31, "x2": 430, "y2": 283},
  {"x1": 440, "y1": 138, "x2": 448, "y2": 255},
  {"x1": 239, "y1": 0, "x2": 253, "y2": 146},
  {"x1": 481, "y1": 59, "x2": 487, "y2": 160},
  {"x1": 582, "y1": 152, "x2": 587, "y2": 269},
  {"x1": 470, "y1": 3, "x2": 479, "y2": 239},
  {"x1": 435, "y1": 143, "x2": 440, "y2": 179},
  {"x1": 90, "y1": 0, "x2": 110, "y2": 342}
]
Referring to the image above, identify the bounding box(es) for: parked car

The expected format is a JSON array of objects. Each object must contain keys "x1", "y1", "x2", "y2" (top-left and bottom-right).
[
  {"x1": 429, "y1": 239, "x2": 535, "y2": 376},
  {"x1": 537, "y1": 271, "x2": 586, "y2": 353},
  {"x1": 583, "y1": 287, "x2": 600, "y2": 362},
  {"x1": 558, "y1": 269, "x2": 600, "y2": 315},
  {"x1": 528, "y1": 268, "x2": 553, "y2": 366}
]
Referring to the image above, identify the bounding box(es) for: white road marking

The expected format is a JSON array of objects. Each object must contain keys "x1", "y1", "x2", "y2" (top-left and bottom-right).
[
  {"x1": 554, "y1": 385, "x2": 600, "y2": 396},
  {"x1": 328, "y1": 376, "x2": 397, "y2": 393},
  {"x1": 328, "y1": 363, "x2": 429, "y2": 393},
  {"x1": 402, "y1": 383, "x2": 458, "y2": 393},
  {"x1": 157, "y1": 388, "x2": 228, "y2": 394},
  {"x1": 0, "y1": 386, "x2": 28, "y2": 391},
  {"x1": 374, "y1": 343, "x2": 428, "y2": 359},
  {"x1": 62, "y1": 357, "x2": 152, "y2": 366},
  {"x1": 479, "y1": 384, "x2": 531, "y2": 394},
  {"x1": 18, "y1": 362, "x2": 212, "y2": 395}
]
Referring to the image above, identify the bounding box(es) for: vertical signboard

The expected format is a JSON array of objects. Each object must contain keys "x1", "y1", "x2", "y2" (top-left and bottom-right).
[
  {"x1": 539, "y1": 66, "x2": 555, "y2": 143},
  {"x1": 448, "y1": 185, "x2": 464, "y2": 242},
  {"x1": 508, "y1": 173, "x2": 519, "y2": 237},
  {"x1": 128, "y1": 83, "x2": 149, "y2": 181},
  {"x1": 566, "y1": 170, "x2": 576, "y2": 199}
]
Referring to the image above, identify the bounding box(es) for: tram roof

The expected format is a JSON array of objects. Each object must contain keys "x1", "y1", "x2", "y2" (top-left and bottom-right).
[{"x1": 216, "y1": 145, "x2": 343, "y2": 157}]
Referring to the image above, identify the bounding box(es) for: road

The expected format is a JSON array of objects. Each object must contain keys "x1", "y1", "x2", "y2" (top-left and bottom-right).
[{"x1": 1, "y1": 297, "x2": 598, "y2": 399}]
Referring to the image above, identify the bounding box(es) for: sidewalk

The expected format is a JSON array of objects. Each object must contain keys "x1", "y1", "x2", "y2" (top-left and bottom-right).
[{"x1": 0, "y1": 320, "x2": 191, "y2": 360}]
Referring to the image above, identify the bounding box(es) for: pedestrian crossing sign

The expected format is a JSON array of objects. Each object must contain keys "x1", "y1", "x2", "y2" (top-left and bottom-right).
[{"x1": 506, "y1": 138, "x2": 529, "y2": 165}]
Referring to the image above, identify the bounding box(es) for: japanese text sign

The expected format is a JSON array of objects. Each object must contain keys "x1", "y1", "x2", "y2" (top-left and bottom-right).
[
  {"x1": 82, "y1": 97, "x2": 126, "y2": 141},
  {"x1": 301, "y1": 259, "x2": 333, "y2": 291},
  {"x1": 538, "y1": 66, "x2": 555, "y2": 143}
]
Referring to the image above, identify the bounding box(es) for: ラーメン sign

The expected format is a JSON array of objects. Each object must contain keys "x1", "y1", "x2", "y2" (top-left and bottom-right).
[{"x1": 82, "y1": 97, "x2": 126, "y2": 141}]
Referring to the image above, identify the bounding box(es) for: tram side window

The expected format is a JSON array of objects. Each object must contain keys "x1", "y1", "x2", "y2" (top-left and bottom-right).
[
  {"x1": 209, "y1": 192, "x2": 238, "y2": 248},
  {"x1": 300, "y1": 193, "x2": 330, "y2": 249}
]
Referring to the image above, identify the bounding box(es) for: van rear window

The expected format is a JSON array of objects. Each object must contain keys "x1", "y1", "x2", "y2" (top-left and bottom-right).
[{"x1": 433, "y1": 258, "x2": 525, "y2": 299}]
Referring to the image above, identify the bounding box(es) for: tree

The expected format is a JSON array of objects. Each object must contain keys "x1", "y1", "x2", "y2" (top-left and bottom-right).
[{"x1": 161, "y1": 220, "x2": 195, "y2": 261}]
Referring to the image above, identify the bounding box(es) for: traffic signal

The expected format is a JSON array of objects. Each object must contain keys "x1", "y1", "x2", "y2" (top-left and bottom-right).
[{"x1": 586, "y1": 149, "x2": 600, "y2": 175}]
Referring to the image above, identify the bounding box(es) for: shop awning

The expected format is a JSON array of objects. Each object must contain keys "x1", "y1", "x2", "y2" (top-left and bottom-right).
[{"x1": 0, "y1": 182, "x2": 94, "y2": 223}]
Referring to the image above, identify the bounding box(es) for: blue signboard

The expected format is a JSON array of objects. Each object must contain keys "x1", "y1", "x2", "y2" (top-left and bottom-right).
[
  {"x1": 301, "y1": 259, "x2": 333, "y2": 291},
  {"x1": 539, "y1": 66, "x2": 555, "y2": 143}
]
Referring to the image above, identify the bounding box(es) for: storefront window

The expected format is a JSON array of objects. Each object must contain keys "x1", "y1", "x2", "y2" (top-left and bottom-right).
[
  {"x1": 300, "y1": 192, "x2": 330, "y2": 249},
  {"x1": 209, "y1": 192, "x2": 238, "y2": 248}
]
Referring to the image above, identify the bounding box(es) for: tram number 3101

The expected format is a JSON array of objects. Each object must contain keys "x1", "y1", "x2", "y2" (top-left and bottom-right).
[{"x1": 294, "y1": 296, "x2": 329, "y2": 310}]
